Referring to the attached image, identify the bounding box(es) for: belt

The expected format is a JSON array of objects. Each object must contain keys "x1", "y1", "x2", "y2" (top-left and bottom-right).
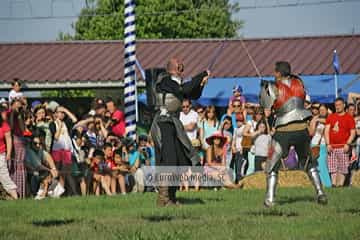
[{"x1": 276, "y1": 122, "x2": 308, "y2": 132}]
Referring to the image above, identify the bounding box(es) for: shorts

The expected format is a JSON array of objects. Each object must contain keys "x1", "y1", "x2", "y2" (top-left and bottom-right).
[
  {"x1": 51, "y1": 149, "x2": 72, "y2": 165},
  {"x1": 328, "y1": 148, "x2": 349, "y2": 174}
]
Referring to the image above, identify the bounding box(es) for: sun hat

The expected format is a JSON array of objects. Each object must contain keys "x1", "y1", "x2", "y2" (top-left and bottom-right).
[{"x1": 205, "y1": 131, "x2": 227, "y2": 146}]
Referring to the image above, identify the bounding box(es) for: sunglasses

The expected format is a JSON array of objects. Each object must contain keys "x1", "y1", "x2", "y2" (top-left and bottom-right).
[
  {"x1": 33, "y1": 141, "x2": 42, "y2": 146},
  {"x1": 233, "y1": 105, "x2": 241, "y2": 108},
  {"x1": 182, "y1": 105, "x2": 190, "y2": 108},
  {"x1": 197, "y1": 110, "x2": 204, "y2": 114}
]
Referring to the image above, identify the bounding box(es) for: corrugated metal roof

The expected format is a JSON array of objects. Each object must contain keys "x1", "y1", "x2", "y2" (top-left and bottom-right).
[{"x1": 0, "y1": 35, "x2": 359, "y2": 84}]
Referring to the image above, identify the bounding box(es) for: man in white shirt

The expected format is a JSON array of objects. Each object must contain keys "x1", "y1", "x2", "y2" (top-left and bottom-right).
[{"x1": 180, "y1": 99, "x2": 198, "y2": 141}]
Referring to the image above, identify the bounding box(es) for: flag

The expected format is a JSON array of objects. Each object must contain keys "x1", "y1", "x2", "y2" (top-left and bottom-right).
[{"x1": 333, "y1": 50, "x2": 340, "y2": 74}]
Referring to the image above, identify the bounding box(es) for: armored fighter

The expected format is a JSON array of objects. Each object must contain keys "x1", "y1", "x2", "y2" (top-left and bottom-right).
[
  {"x1": 259, "y1": 61, "x2": 327, "y2": 207},
  {"x1": 147, "y1": 57, "x2": 209, "y2": 206}
]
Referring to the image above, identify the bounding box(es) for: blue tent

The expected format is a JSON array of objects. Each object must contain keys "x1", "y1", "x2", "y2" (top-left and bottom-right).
[{"x1": 138, "y1": 74, "x2": 360, "y2": 107}]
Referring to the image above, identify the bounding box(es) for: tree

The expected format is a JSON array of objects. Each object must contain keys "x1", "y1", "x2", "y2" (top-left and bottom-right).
[{"x1": 59, "y1": 0, "x2": 242, "y2": 40}]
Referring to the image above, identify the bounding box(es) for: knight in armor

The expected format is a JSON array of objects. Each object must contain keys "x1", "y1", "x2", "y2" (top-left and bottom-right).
[
  {"x1": 259, "y1": 61, "x2": 327, "y2": 207},
  {"x1": 149, "y1": 57, "x2": 209, "y2": 206}
]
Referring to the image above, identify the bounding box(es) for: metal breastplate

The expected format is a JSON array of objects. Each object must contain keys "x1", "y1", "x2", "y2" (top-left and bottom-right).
[
  {"x1": 274, "y1": 97, "x2": 312, "y2": 127},
  {"x1": 155, "y1": 92, "x2": 182, "y2": 113}
]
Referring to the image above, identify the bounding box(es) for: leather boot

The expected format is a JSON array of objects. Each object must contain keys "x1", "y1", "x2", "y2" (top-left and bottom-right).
[
  {"x1": 264, "y1": 171, "x2": 278, "y2": 208},
  {"x1": 169, "y1": 186, "x2": 181, "y2": 205},
  {"x1": 308, "y1": 168, "x2": 328, "y2": 205}
]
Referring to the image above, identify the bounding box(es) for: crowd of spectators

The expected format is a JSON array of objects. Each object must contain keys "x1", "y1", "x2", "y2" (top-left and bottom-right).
[
  {"x1": 0, "y1": 79, "x2": 360, "y2": 200},
  {"x1": 0, "y1": 79, "x2": 155, "y2": 200}
]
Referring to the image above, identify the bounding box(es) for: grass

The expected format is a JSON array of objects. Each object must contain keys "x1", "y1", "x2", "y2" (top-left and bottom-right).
[{"x1": 1, "y1": 187, "x2": 360, "y2": 240}]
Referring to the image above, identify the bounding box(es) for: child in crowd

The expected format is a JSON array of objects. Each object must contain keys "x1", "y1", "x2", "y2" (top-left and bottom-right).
[
  {"x1": 90, "y1": 149, "x2": 112, "y2": 196},
  {"x1": 104, "y1": 143, "x2": 117, "y2": 194},
  {"x1": 228, "y1": 85, "x2": 246, "y2": 110},
  {"x1": 112, "y1": 148, "x2": 129, "y2": 195},
  {"x1": 8, "y1": 79, "x2": 24, "y2": 104},
  {"x1": 122, "y1": 137, "x2": 144, "y2": 193},
  {"x1": 231, "y1": 113, "x2": 247, "y2": 182}
]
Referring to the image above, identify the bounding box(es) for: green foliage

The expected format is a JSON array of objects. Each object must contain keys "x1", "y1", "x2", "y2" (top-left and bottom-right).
[
  {"x1": 61, "y1": 0, "x2": 242, "y2": 40},
  {"x1": 1, "y1": 188, "x2": 360, "y2": 239},
  {"x1": 41, "y1": 89, "x2": 95, "y2": 97}
]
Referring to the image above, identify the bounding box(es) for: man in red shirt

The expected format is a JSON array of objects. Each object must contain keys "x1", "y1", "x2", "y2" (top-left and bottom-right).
[
  {"x1": 105, "y1": 97, "x2": 125, "y2": 137},
  {"x1": 325, "y1": 97, "x2": 356, "y2": 187}
]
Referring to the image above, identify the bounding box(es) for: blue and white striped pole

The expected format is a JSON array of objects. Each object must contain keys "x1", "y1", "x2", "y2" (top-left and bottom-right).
[{"x1": 124, "y1": 0, "x2": 136, "y2": 139}]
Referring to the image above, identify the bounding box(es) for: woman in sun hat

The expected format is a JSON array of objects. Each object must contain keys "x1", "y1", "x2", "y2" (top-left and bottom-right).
[{"x1": 204, "y1": 131, "x2": 241, "y2": 189}]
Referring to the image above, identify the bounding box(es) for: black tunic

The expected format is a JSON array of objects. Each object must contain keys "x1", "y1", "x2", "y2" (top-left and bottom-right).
[{"x1": 152, "y1": 71, "x2": 207, "y2": 166}]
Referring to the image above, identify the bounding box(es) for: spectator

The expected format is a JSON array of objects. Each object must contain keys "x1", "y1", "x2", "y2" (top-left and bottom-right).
[
  {"x1": 122, "y1": 137, "x2": 144, "y2": 193},
  {"x1": 34, "y1": 105, "x2": 53, "y2": 152},
  {"x1": 309, "y1": 104, "x2": 332, "y2": 187},
  {"x1": 9, "y1": 98, "x2": 26, "y2": 198},
  {"x1": 242, "y1": 107, "x2": 264, "y2": 175},
  {"x1": 24, "y1": 130, "x2": 59, "y2": 200},
  {"x1": 195, "y1": 105, "x2": 206, "y2": 127},
  {"x1": 180, "y1": 99, "x2": 198, "y2": 141},
  {"x1": 0, "y1": 106, "x2": 18, "y2": 199},
  {"x1": 325, "y1": 97, "x2": 356, "y2": 187},
  {"x1": 8, "y1": 79, "x2": 24, "y2": 104},
  {"x1": 199, "y1": 105, "x2": 220, "y2": 150},
  {"x1": 221, "y1": 99, "x2": 246, "y2": 132},
  {"x1": 71, "y1": 130, "x2": 90, "y2": 196},
  {"x1": 103, "y1": 143, "x2": 116, "y2": 194},
  {"x1": 105, "y1": 97, "x2": 125, "y2": 137},
  {"x1": 49, "y1": 105, "x2": 78, "y2": 195},
  {"x1": 220, "y1": 116, "x2": 233, "y2": 169},
  {"x1": 346, "y1": 103, "x2": 356, "y2": 118},
  {"x1": 264, "y1": 107, "x2": 275, "y2": 134},
  {"x1": 310, "y1": 102, "x2": 320, "y2": 117},
  {"x1": 112, "y1": 148, "x2": 128, "y2": 195},
  {"x1": 138, "y1": 134, "x2": 155, "y2": 167},
  {"x1": 204, "y1": 131, "x2": 240, "y2": 189},
  {"x1": 90, "y1": 149, "x2": 112, "y2": 196},
  {"x1": 231, "y1": 113, "x2": 247, "y2": 182},
  {"x1": 253, "y1": 120, "x2": 272, "y2": 172},
  {"x1": 228, "y1": 85, "x2": 246, "y2": 110}
]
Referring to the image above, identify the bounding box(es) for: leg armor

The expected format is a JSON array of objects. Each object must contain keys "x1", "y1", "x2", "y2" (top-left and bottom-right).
[
  {"x1": 265, "y1": 139, "x2": 283, "y2": 174},
  {"x1": 264, "y1": 171, "x2": 278, "y2": 208},
  {"x1": 264, "y1": 140, "x2": 282, "y2": 207},
  {"x1": 307, "y1": 167, "x2": 328, "y2": 205}
]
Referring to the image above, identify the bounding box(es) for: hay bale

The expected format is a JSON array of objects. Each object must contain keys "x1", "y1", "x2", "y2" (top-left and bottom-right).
[
  {"x1": 352, "y1": 171, "x2": 360, "y2": 187},
  {"x1": 239, "y1": 170, "x2": 312, "y2": 189}
]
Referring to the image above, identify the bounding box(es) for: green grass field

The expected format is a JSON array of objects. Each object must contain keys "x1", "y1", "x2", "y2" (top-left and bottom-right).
[{"x1": 1, "y1": 187, "x2": 360, "y2": 240}]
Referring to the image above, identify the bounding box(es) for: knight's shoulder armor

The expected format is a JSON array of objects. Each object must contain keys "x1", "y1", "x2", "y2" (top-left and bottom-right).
[{"x1": 154, "y1": 72, "x2": 182, "y2": 113}]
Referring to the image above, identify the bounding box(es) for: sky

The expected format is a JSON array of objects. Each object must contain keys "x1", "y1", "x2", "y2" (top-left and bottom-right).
[{"x1": 0, "y1": 0, "x2": 359, "y2": 41}]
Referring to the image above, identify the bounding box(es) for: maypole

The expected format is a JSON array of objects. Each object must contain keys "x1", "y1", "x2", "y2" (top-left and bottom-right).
[{"x1": 124, "y1": 0, "x2": 136, "y2": 139}]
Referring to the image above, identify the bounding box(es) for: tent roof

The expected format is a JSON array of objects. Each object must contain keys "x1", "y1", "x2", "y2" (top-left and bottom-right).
[
  {"x1": 138, "y1": 74, "x2": 360, "y2": 106},
  {"x1": 0, "y1": 35, "x2": 359, "y2": 89}
]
